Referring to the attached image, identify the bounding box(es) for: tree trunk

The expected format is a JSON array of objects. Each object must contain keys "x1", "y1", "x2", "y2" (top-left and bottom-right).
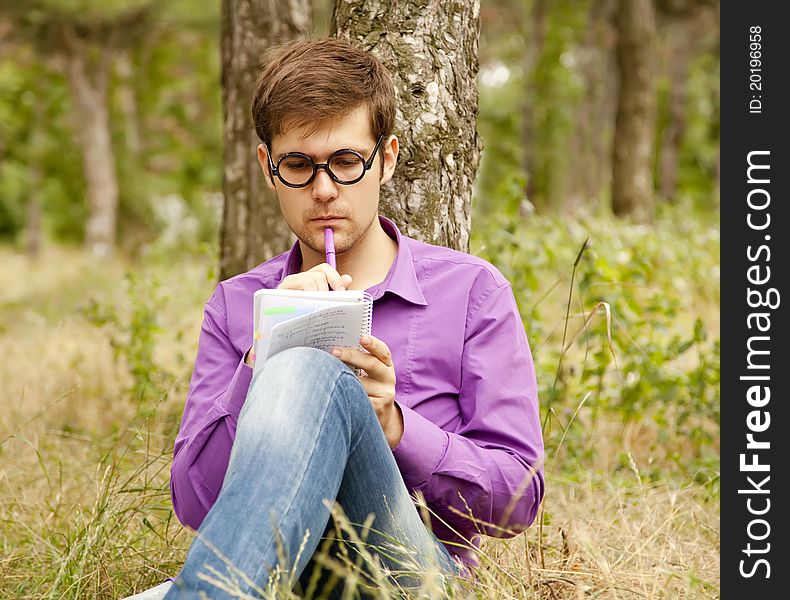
[
  {"x1": 62, "y1": 25, "x2": 119, "y2": 257},
  {"x1": 657, "y1": 15, "x2": 692, "y2": 203},
  {"x1": 521, "y1": 0, "x2": 547, "y2": 212},
  {"x1": 611, "y1": 0, "x2": 657, "y2": 221},
  {"x1": 332, "y1": 0, "x2": 482, "y2": 252},
  {"x1": 567, "y1": 0, "x2": 616, "y2": 212},
  {"x1": 656, "y1": 2, "x2": 718, "y2": 205},
  {"x1": 219, "y1": 0, "x2": 310, "y2": 281}
]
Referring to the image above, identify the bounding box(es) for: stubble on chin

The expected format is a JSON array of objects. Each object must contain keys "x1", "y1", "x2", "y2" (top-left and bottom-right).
[{"x1": 291, "y1": 215, "x2": 376, "y2": 257}]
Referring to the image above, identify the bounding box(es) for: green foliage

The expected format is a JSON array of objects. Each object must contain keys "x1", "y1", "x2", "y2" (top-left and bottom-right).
[
  {"x1": 80, "y1": 270, "x2": 175, "y2": 410},
  {"x1": 677, "y1": 49, "x2": 720, "y2": 210},
  {"x1": 472, "y1": 205, "x2": 720, "y2": 487},
  {"x1": 475, "y1": 51, "x2": 527, "y2": 216},
  {"x1": 527, "y1": 0, "x2": 588, "y2": 209},
  {"x1": 31, "y1": 0, "x2": 154, "y2": 17},
  {"x1": 478, "y1": 0, "x2": 590, "y2": 215},
  {"x1": 0, "y1": 0, "x2": 222, "y2": 248},
  {"x1": 111, "y1": 3, "x2": 222, "y2": 251},
  {"x1": 0, "y1": 54, "x2": 86, "y2": 243},
  {"x1": 477, "y1": 0, "x2": 720, "y2": 216}
]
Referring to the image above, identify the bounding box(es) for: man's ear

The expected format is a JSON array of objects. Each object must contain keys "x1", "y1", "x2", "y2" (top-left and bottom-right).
[
  {"x1": 379, "y1": 135, "x2": 399, "y2": 186},
  {"x1": 257, "y1": 144, "x2": 277, "y2": 190}
]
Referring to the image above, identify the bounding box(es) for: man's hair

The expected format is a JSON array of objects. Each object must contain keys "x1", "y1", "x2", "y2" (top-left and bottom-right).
[{"x1": 251, "y1": 38, "x2": 396, "y2": 150}]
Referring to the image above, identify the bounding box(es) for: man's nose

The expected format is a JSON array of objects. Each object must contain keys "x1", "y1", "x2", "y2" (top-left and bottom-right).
[{"x1": 311, "y1": 167, "x2": 338, "y2": 201}]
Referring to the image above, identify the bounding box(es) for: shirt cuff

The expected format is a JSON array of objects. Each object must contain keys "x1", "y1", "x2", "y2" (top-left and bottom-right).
[
  {"x1": 223, "y1": 358, "x2": 254, "y2": 419},
  {"x1": 391, "y1": 403, "x2": 449, "y2": 490}
]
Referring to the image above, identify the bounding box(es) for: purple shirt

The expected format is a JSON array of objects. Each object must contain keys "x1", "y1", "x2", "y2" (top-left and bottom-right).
[{"x1": 171, "y1": 216, "x2": 544, "y2": 570}]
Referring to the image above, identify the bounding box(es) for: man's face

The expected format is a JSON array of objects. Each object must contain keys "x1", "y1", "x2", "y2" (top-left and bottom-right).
[{"x1": 258, "y1": 106, "x2": 397, "y2": 258}]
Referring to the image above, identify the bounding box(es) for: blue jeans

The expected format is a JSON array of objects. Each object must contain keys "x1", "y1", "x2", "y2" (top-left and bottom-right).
[{"x1": 164, "y1": 347, "x2": 459, "y2": 599}]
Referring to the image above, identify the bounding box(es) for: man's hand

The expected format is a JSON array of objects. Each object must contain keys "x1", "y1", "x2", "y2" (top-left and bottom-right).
[
  {"x1": 243, "y1": 265, "x2": 352, "y2": 369},
  {"x1": 278, "y1": 263, "x2": 352, "y2": 292},
  {"x1": 332, "y1": 335, "x2": 403, "y2": 449}
]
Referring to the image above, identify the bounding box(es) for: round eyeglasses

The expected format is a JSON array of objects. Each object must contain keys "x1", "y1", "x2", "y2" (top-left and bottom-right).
[{"x1": 266, "y1": 135, "x2": 385, "y2": 188}]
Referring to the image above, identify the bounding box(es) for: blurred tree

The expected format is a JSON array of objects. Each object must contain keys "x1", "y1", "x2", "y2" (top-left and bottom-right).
[
  {"x1": 655, "y1": 0, "x2": 719, "y2": 204},
  {"x1": 519, "y1": 0, "x2": 587, "y2": 213},
  {"x1": 0, "y1": 0, "x2": 722, "y2": 254},
  {"x1": 0, "y1": 39, "x2": 86, "y2": 245},
  {"x1": 332, "y1": 0, "x2": 482, "y2": 252},
  {"x1": 521, "y1": 0, "x2": 547, "y2": 210},
  {"x1": 0, "y1": 0, "x2": 156, "y2": 257},
  {"x1": 566, "y1": 0, "x2": 616, "y2": 212},
  {"x1": 611, "y1": 0, "x2": 658, "y2": 221},
  {"x1": 0, "y1": 32, "x2": 47, "y2": 256},
  {"x1": 474, "y1": 0, "x2": 528, "y2": 218},
  {"x1": 59, "y1": 19, "x2": 121, "y2": 257},
  {"x1": 120, "y1": 2, "x2": 224, "y2": 252},
  {"x1": 1, "y1": 0, "x2": 225, "y2": 253},
  {"x1": 219, "y1": 0, "x2": 310, "y2": 281}
]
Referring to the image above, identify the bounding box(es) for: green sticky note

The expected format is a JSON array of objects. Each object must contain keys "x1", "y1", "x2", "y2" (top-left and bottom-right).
[{"x1": 262, "y1": 306, "x2": 297, "y2": 315}]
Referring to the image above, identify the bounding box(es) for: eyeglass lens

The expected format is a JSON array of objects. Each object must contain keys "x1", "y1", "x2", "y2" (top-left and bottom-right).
[{"x1": 278, "y1": 152, "x2": 365, "y2": 186}]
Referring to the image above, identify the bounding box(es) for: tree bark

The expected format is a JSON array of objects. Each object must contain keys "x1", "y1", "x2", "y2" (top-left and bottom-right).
[
  {"x1": 332, "y1": 0, "x2": 482, "y2": 252},
  {"x1": 219, "y1": 0, "x2": 310, "y2": 281},
  {"x1": 62, "y1": 24, "x2": 119, "y2": 257},
  {"x1": 611, "y1": 0, "x2": 657, "y2": 221}
]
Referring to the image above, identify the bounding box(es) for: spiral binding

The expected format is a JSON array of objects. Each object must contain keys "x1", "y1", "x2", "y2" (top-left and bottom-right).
[
  {"x1": 353, "y1": 292, "x2": 375, "y2": 377},
  {"x1": 359, "y1": 291, "x2": 374, "y2": 347}
]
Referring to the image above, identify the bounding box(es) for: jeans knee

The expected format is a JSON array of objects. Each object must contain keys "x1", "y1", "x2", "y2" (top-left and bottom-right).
[
  {"x1": 261, "y1": 347, "x2": 343, "y2": 380},
  {"x1": 241, "y1": 347, "x2": 367, "y2": 425}
]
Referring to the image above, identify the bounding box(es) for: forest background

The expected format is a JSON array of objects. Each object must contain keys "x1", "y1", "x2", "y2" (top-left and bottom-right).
[{"x1": 0, "y1": 0, "x2": 720, "y2": 598}]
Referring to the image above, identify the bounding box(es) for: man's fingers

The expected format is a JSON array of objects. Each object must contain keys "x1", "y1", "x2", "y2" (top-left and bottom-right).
[
  {"x1": 278, "y1": 272, "x2": 320, "y2": 291},
  {"x1": 278, "y1": 264, "x2": 352, "y2": 291},
  {"x1": 311, "y1": 272, "x2": 329, "y2": 291},
  {"x1": 308, "y1": 263, "x2": 349, "y2": 291},
  {"x1": 360, "y1": 335, "x2": 393, "y2": 367},
  {"x1": 332, "y1": 346, "x2": 384, "y2": 376},
  {"x1": 316, "y1": 266, "x2": 338, "y2": 291}
]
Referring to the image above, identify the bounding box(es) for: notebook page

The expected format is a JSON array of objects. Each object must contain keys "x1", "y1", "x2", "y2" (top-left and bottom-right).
[
  {"x1": 253, "y1": 289, "x2": 367, "y2": 362},
  {"x1": 264, "y1": 303, "x2": 366, "y2": 360}
]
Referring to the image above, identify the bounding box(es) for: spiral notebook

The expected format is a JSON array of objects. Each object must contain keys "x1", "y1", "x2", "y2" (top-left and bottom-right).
[{"x1": 252, "y1": 288, "x2": 373, "y2": 375}]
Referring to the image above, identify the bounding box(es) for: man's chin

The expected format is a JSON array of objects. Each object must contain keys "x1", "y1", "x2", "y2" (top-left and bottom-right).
[
  {"x1": 296, "y1": 223, "x2": 353, "y2": 256},
  {"x1": 295, "y1": 214, "x2": 374, "y2": 256}
]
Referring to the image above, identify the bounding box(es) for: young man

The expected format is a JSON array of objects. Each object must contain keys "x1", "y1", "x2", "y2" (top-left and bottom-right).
[{"x1": 158, "y1": 39, "x2": 544, "y2": 599}]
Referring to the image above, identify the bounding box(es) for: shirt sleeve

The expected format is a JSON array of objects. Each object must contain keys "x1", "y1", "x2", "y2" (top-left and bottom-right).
[
  {"x1": 392, "y1": 283, "x2": 544, "y2": 538},
  {"x1": 169, "y1": 287, "x2": 254, "y2": 530}
]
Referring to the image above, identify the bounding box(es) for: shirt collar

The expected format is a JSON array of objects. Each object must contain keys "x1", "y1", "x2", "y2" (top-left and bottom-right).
[{"x1": 278, "y1": 215, "x2": 427, "y2": 306}]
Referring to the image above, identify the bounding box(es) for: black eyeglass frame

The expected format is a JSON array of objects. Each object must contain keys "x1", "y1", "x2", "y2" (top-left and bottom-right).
[{"x1": 266, "y1": 135, "x2": 385, "y2": 189}]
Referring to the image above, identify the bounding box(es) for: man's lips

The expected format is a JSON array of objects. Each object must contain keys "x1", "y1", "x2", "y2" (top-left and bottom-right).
[{"x1": 310, "y1": 216, "x2": 345, "y2": 221}]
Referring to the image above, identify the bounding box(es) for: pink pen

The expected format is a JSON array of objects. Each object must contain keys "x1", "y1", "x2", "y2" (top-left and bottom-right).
[{"x1": 324, "y1": 227, "x2": 336, "y2": 269}]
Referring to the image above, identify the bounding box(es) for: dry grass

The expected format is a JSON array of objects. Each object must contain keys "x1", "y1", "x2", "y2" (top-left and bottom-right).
[{"x1": 0, "y1": 245, "x2": 719, "y2": 599}]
